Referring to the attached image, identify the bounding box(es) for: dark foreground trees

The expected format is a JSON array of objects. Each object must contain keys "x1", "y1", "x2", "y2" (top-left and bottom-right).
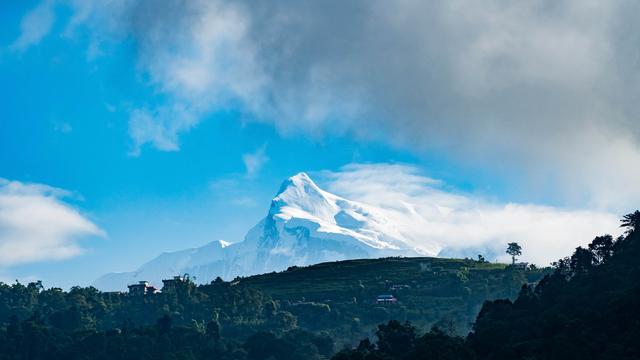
[
  {"x1": 1, "y1": 211, "x2": 639, "y2": 359},
  {"x1": 333, "y1": 320, "x2": 473, "y2": 360},
  {"x1": 336, "y1": 211, "x2": 640, "y2": 360},
  {"x1": 466, "y1": 211, "x2": 640, "y2": 359}
]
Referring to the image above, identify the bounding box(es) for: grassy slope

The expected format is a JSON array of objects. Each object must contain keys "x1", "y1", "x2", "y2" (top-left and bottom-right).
[
  {"x1": 237, "y1": 257, "x2": 549, "y2": 335},
  {"x1": 242, "y1": 257, "x2": 533, "y2": 300}
]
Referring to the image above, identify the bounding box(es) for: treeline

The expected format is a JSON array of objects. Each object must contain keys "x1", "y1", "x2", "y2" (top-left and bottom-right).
[
  {"x1": 335, "y1": 211, "x2": 640, "y2": 359},
  {"x1": 0, "y1": 280, "x2": 336, "y2": 359},
  {"x1": 0, "y1": 255, "x2": 544, "y2": 359},
  {"x1": 0, "y1": 279, "x2": 286, "y2": 337},
  {"x1": 0, "y1": 315, "x2": 335, "y2": 359},
  {"x1": 3, "y1": 207, "x2": 632, "y2": 359}
]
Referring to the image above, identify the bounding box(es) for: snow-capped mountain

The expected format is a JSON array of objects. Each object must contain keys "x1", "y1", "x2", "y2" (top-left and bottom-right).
[
  {"x1": 93, "y1": 240, "x2": 233, "y2": 291},
  {"x1": 94, "y1": 173, "x2": 428, "y2": 291}
]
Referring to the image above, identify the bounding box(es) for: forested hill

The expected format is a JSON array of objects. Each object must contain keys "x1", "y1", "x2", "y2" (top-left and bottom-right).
[
  {"x1": 240, "y1": 256, "x2": 546, "y2": 335},
  {"x1": 0, "y1": 253, "x2": 547, "y2": 359},
  {"x1": 241, "y1": 256, "x2": 543, "y2": 302},
  {"x1": 469, "y1": 211, "x2": 640, "y2": 359},
  {"x1": 336, "y1": 211, "x2": 640, "y2": 360}
]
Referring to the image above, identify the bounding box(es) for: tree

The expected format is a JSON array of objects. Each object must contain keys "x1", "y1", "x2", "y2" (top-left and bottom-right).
[
  {"x1": 206, "y1": 320, "x2": 220, "y2": 341},
  {"x1": 375, "y1": 320, "x2": 418, "y2": 357},
  {"x1": 244, "y1": 332, "x2": 293, "y2": 360},
  {"x1": 588, "y1": 235, "x2": 614, "y2": 264},
  {"x1": 156, "y1": 314, "x2": 172, "y2": 334},
  {"x1": 409, "y1": 328, "x2": 475, "y2": 360},
  {"x1": 569, "y1": 247, "x2": 594, "y2": 274},
  {"x1": 506, "y1": 243, "x2": 522, "y2": 265},
  {"x1": 621, "y1": 210, "x2": 640, "y2": 234}
]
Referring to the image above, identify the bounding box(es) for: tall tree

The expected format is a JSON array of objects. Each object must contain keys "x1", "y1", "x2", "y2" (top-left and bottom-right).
[
  {"x1": 506, "y1": 243, "x2": 522, "y2": 265},
  {"x1": 588, "y1": 235, "x2": 614, "y2": 264},
  {"x1": 375, "y1": 320, "x2": 418, "y2": 357},
  {"x1": 621, "y1": 210, "x2": 640, "y2": 234}
]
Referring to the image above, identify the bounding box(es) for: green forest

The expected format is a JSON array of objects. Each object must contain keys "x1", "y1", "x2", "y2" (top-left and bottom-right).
[
  {"x1": 335, "y1": 211, "x2": 640, "y2": 359},
  {"x1": 2, "y1": 211, "x2": 640, "y2": 359}
]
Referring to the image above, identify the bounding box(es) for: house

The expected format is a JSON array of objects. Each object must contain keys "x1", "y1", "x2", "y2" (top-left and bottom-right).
[
  {"x1": 162, "y1": 275, "x2": 188, "y2": 291},
  {"x1": 127, "y1": 281, "x2": 157, "y2": 296},
  {"x1": 513, "y1": 262, "x2": 529, "y2": 270},
  {"x1": 376, "y1": 294, "x2": 397, "y2": 305}
]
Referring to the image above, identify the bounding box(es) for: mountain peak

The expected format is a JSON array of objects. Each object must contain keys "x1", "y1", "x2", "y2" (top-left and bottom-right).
[
  {"x1": 286, "y1": 172, "x2": 317, "y2": 189},
  {"x1": 275, "y1": 172, "x2": 322, "y2": 197},
  {"x1": 290, "y1": 171, "x2": 312, "y2": 182},
  {"x1": 270, "y1": 172, "x2": 337, "y2": 220}
]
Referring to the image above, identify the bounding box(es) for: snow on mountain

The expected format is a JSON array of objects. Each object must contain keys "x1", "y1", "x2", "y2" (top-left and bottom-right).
[
  {"x1": 93, "y1": 239, "x2": 233, "y2": 291},
  {"x1": 94, "y1": 172, "x2": 429, "y2": 291}
]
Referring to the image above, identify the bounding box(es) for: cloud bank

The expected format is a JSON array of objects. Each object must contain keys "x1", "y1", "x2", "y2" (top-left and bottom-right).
[
  {"x1": 0, "y1": 179, "x2": 104, "y2": 267},
  {"x1": 16, "y1": 0, "x2": 640, "y2": 208},
  {"x1": 319, "y1": 164, "x2": 620, "y2": 265}
]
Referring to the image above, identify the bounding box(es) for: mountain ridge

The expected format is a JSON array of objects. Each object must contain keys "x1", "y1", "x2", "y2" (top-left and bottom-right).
[{"x1": 94, "y1": 173, "x2": 428, "y2": 291}]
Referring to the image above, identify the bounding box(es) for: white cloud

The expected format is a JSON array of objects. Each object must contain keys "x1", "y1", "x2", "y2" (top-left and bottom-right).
[
  {"x1": 208, "y1": 177, "x2": 262, "y2": 208},
  {"x1": 231, "y1": 196, "x2": 258, "y2": 208},
  {"x1": 127, "y1": 104, "x2": 199, "y2": 155},
  {"x1": 0, "y1": 179, "x2": 104, "y2": 267},
  {"x1": 71, "y1": 0, "x2": 266, "y2": 156},
  {"x1": 53, "y1": 121, "x2": 72, "y2": 133},
  {"x1": 19, "y1": 0, "x2": 640, "y2": 208},
  {"x1": 10, "y1": 0, "x2": 55, "y2": 51},
  {"x1": 319, "y1": 164, "x2": 621, "y2": 266},
  {"x1": 242, "y1": 146, "x2": 269, "y2": 178}
]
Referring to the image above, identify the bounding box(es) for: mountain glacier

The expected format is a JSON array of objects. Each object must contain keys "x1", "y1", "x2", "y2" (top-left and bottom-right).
[{"x1": 94, "y1": 173, "x2": 429, "y2": 291}]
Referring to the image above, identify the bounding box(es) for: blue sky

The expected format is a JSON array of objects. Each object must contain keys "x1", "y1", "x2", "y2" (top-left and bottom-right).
[
  {"x1": 0, "y1": 1, "x2": 424, "y2": 286},
  {"x1": 1, "y1": 1, "x2": 637, "y2": 288}
]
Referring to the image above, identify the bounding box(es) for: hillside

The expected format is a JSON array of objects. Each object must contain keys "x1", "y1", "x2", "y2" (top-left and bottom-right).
[
  {"x1": 467, "y1": 213, "x2": 640, "y2": 359},
  {"x1": 239, "y1": 256, "x2": 547, "y2": 336},
  {"x1": 0, "y1": 254, "x2": 548, "y2": 359},
  {"x1": 335, "y1": 211, "x2": 640, "y2": 360},
  {"x1": 242, "y1": 256, "x2": 537, "y2": 300}
]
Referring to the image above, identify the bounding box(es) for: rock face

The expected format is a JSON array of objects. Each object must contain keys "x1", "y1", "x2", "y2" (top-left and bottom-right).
[{"x1": 94, "y1": 173, "x2": 427, "y2": 291}]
